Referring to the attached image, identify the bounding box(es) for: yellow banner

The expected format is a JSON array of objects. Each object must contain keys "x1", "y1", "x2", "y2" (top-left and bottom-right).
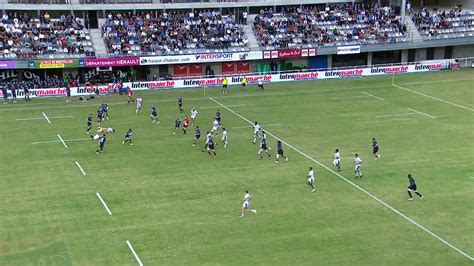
[{"x1": 39, "y1": 64, "x2": 65, "y2": 69}]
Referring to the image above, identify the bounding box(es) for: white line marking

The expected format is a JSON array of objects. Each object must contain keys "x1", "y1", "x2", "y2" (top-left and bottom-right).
[
  {"x1": 57, "y1": 134, "x2": 68, "y2": 148},
  {"x1": 376, "y1": 112, "x2": 418, "y2": 118},
  {"x1": 75, "y1": 161, "x2": 86, "y2": 176},
  {"x1": 393, "y1": 84, "x2": 474, "y2": 112},
  {"x1": 331, "y1": 95, "x2": 370, "y2": 100},
  {"x1": 470, "y1": 177, "x2": 474, "y2": 179},
  {"x1": 126, "y1": 240, "x2": 144, "y2": 266},
  {"x1": 96, "y1": 192, "x2": 112, "y2": 215},
  {"x1": 31, "y1": 138, "x2": 91, "y2": 145},
  {"x1": 232, "y1": 123, "x2": 284, "y2": 129},
  {"x1": 408, "y1": 108, "x2": 437, "y2": 119},
  {"x1": 361, "y1": 91, "x2": 384, "y2": 101},
  {"x1": 42, "y1": 112, "x2": 51, "y2": 124},
  {"x1": 17, "y1": 115, "x2": 73, "y2": 121},
  {"x1": 200, "y1": 104, "x2": 246, "y2": 109},
  {"x1": 209, "y1": 97, "x2": 474, "y2": 261}
]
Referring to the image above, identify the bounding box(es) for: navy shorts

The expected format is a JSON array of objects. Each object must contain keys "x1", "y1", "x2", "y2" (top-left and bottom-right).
[{"x1": 373, "y1": 146, "x2": 379, "y2": 154}]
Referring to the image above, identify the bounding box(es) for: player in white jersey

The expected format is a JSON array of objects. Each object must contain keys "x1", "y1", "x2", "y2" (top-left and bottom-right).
[
  {"x1": 240, "y1": 190, "x2": 257, "y2": 218},
  {"x1": 202, "y1": 131, "x2": 212, "y2": 152},
  {"x1": 221, "y1": 128, "x2": 228, "y2": 148},
  {"x1": 333, "y1": 148, "x2": 341, "y2": 171},
  {"x1": 135, "y1": 96, "x2": 143, "y2": 114},
  {"x1": 307, "y1": 167, "x2": 316, "y2": 192},
  {"x1": 253, "y1": 121, "x2": 261, "y2": 144},
  {"x1": 354, "y1": 154, "x2": 363, "y2": 178},
  {"x1": 211, "y1": 118, "x2": 219, "y2": 135},
  {"x1": 91, "y1": 127, "x2": 114, "y2": 139},
  {"x1": 190, "y1": 108, "x2": 198, "y2": 125}
]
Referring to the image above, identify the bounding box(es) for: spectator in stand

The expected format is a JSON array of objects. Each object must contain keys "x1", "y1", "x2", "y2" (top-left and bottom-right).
[{"x1": 412, "y1": 5, "x2": 473, "y2": 38}]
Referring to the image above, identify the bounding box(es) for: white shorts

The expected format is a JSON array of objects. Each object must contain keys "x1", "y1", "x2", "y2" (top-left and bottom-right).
[
  {"x1": 222, "y1": 136, "x2": 227, "y2": 142},
  {"x1": 355, "y1": 165, "x2": 361, "y2": 171},
  {"x1": 242, "y1": 201, "x2": 249, "y2": 209},
  {"x1": 93, "y1": 134, "x2": 100, "y2": 140},
  {"x1": 212, "y1": 126, "x2": 218, "y2": 132},
  {"x1": 333, "y1": 159, "x2": 340, "y2": 166},
  {"x1": 307, "y1": 177, "x2": 314, "y2": 184},
  {"x1": 191, "y1": 115, "x2": 196, "y2": 120}
]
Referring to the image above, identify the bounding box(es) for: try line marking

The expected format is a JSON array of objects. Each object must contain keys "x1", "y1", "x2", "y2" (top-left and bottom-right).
[
  {"x1": 126, "y1": 240, "x2": 144, "y2": 266},
  {"x1": 209, "y1": 97, "x2": 474, "y2": 261},
  {"x1": 393, "y1": 84, "x2": 474, "y2": 112},
  {"x1": 42, "y1": 112, "x2": 51, "y2": 124},
  {"x1": 57, "y1": 134, "x2": 68, "y2": 148},
  {"x1": 232, "y1": 123, "x2": 283, "y2": 129},
  {"x1": 408, "y1": 108, "x2": 437, "y2": 119},
  {"x1": 75, "y1": 161, "x2": 86, "y2": 176},
  {"x1": 361, "y1": 91, "x2": 384, "y2": 101},
  {"x1": 200, "y1": 104, "x2": 246, "y2": 109},
  {"x1": 17, "y1": 115, "x2": 72, "y2": 121},
  {"x1": 96, "y1": 192, "x2": 112, "y2": 215}
]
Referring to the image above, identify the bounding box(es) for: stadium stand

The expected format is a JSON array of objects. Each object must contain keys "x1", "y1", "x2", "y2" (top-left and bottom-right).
[
  {"x1": 0, "y1": 12, "x2": 95, "y2": 58},
  {"x1": 253, "y1": 3, "x2": 408, "y2": 49},
  {"x1": 412, "y1": 7, "x2": 474, "y2": 39},
  {"x1": 101, "y1": 10, "x2": 249, "y2": 56}
]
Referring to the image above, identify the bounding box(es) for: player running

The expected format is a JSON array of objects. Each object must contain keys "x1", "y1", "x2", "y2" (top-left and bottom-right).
[
  {"x1": 122, "y1": 128, "x2": 133, "y2": 145},
  {"x1": 97, "y1": 107, "x2": 104, "y2": 126},
  {"x1": 221, "y1": 128, "x2": 228, "y2": 148},
  {"x1": 240, "y1": 190, "x2": 257, "y2": 218},
  {"x1": 215, "y1": 109, "x2": 222, "y2": 127},
  {"x1": 307, "y1": 167, "x2": 316, "y2": 192},
  {"x1": 211, "y1": 118, "x2": 219, "y2": 135},
  {"x1": 150, "y1": 104, "x2": 159, "y2": 124},
  {"x1": 258, "y1": 79, "x2": 264, "y2": 91},
  {"x1": 333, "y1": 149, "x2": 341, "y2": 171},
  {"x1": 354, "y1": 154, "x2": 363, "y2": 178},
  {"x1": 202, "y1": 131, "x2": 212, "y2": 152},
  {"x1": 86, "y1": 113, "x2": 93, "y2": 134},
  {"x1": 258, "y1": 131, "x2": 271, "y2": 160},
  {"x1": 178, "y1": 96, "x2": 183, "y2": 113},
  {"x1": 207, "y1": 136, "x2": 216, "y2": 158},
  {"x1": 126, "y1": 87, "x2": 135, "y2": 104},
  {"x1": 190, "y1": 108, "x2": 198, "y2": 125},
  {"x1": 96, "y1": 134, "x2": 107, "y2": 154},
  {"x1": 407, "y1": 174, "x2": 423, "y2": 200},
  {"x1": 275, "y1": 140, "x2": 288, "y2": 163},
  {"x1": 192, "y1": 126, "x2": 201, "y2": 147},
  {"x1": 136, "y1": 96, "x2": 143, "y2": 114},
  {"x1": 172, "y1": 118, "x2": 181, "y2": 135},
  {"x1": 101, "y1": 101, "x2": 109, "y2": 120},
  {"x1": 372, "y1": 137, "x2": 381, "y2": 160},
  {"x1": 183, "y1": 116, "x2": 190, "y2": 134},
  {"x1": 253, "y1": 121, "x2": 261, "y2": 144}
]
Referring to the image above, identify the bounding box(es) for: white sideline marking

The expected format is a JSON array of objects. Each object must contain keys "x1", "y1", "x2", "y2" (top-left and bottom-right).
[
  {"x1": 408, "y1": 108, "x2": 437, "y2": 119},
  {"x1": 16, "y1": 115, "x2": 73, "y2": 121},
  {"x1": 232, "y1": 123, "x2": 283, "y2": 129},
  {"x1": 1, "y1": 78, "x2": 473, "y2": 112},
  {"x1": 376, "y1": 112, "x2": 418, "y2": 118},
  {"x1": 200, "y1": 104, "x2": 246, "y2": 109},
  {"x1": 42, "y1": 112, "x2": 51, "y2": 124},
  {"x1": 96, "y1": 192, "x2": 112, "y2": 215},
  {"x1": 57, "y1": 134, "x2": 68, "y2": 148},
  {"x1": 126, "y1": 240, "x2": 144, "y2": 266},
  {"x1": 393, "y1": 84, "x2": 474, "y2": 112},
  {"x1": 361, "y1": 91, "x2": 384, "y2": 101},
  {"x1": 331, "y1": 95, "x2": 369, "y2": 100},
  {"x1": 31, "y1": 138, "x2": 91, "y2": 145},
  {"x1": 75, "y1": 161, "x2": 86, "y2": 176},
  {"x1": 209, "y1": 97, "x2": 474, "y2": 261}
]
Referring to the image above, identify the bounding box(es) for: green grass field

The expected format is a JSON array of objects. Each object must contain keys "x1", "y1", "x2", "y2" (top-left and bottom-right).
[{"x1": 1, "y1": 69, "x2": 473, "y2": 265}]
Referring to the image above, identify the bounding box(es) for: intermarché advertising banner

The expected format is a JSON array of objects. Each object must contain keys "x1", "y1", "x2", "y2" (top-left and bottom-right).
[{"x1": 28, "y1": 59, "x2": 85, "y2": 69}]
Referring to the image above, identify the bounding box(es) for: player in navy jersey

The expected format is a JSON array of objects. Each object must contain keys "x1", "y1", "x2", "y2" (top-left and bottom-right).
[
  {"x1": 122, "y1": 129, "x2": 133, "y2": 145},
  {"x1": 407, "y1": 174, "x2": 423, "y2": 200},
  {"x1": 275, "y1": 140, "x2": 288, "y2": 163},
  {"x1": 207, "y1": 137, "x2": 216, "y2": 158},
  {"x1": 172, "y1": 118, "x2": 181, "y2": 135},
  {"x1": 150, "y1": 104, "x2": 159, "y2": 124},
  {"x1": 258, "y1": 131, "x2": 271, "y2": 160},
  {"x1": 372, "y1": 138, "x2": 381, "y2": 160},
  {"x1": 97, "y1": 107, "x2": 104, "y2": 126},
  {"x1": 86, "y1": 113, "x2": 93, "y2": 134},
  {"x1": 96, "y1": 134, "x2": 107, "y2": 154},
  {"x1": 101, "y1": 101, "x2": 109, "y2": 120},
  {"x1": 178, "y1": 96, "x2": 183, "y2": 113},
  {"x1": 215, "y1": 109, "x2": 221, "y2": 126},
  {"x1": 192, "y1": 126, "x2": 201, "y2": 146}
]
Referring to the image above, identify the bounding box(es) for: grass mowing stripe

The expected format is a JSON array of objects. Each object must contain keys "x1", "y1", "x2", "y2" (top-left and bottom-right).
[
  {"x1": 393, "y1": 84, "x2": 474, "y2": 112},
  {"x1": 42, "y1": 112, "x2": 51, "y2": 124},
  {"x1": 126, "y1": 240, "x2": 144, "y2": 266},
  {"x1": 95, "y1": 192, "x2": 112, "y2": 215},
  {"x1": 75, "y1": 161, "x2": 86, "y2": 176},
  {"x1": 57, "y1": 134, "x2": 68, "y2": 148},
  {"x1": 408, "y1": 108, "x2": 437, "y2": 119},
  {"x1": 209, "y1": 97, "x2": 474, "y2": 261}
]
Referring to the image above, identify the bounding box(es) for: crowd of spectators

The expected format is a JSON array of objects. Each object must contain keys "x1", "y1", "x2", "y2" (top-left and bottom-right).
[
  {"x1": 0, "y1": 12, "x2": 94, "y2": 58},
  {"x1": 102, "y1": 10, "x2": 248, "y2": 55},
  {"x1": 412, "y1": 6, "x2": 474, "y2": 38},
  {"x1": 253, "y1": 3, "x2": 407, "y2": 49}
]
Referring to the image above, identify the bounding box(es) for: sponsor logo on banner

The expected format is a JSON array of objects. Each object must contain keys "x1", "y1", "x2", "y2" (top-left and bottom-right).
[
  {"x1": 263, "y1": 51, "x2": 271, "y2": 59},
  {"x1": 140, "y1": 56, "x2": 193, "y2": 65},
  {"x1": 86, "y1": 57, "x2": 140, "y2": 67},
  {"x1": 277, "y1": 49, "x2": 302, "y2": 58},
  {"x1": 195, "y1": 53, "x2": 233, "y2": 61},
  {"x1": 337, "y1": 46, "x2": 361, "y2": 55},
  {"x1": 280, "y1": 72, "x2": 319, "y2": 80},
  {"x1": 130, "y1": 80, "x2": 176, "y2": 89},
  {"x1": 140, "y1": 52, "x2": 262, "y2": 66},
  {"x1": 0, "y1": 61, "x2": 16, "y2": 69},
  {"x1": 370, "y1": 65, "x2": 409, "y2": 74},
  {"x1": 415, "y1": 63, "x2": 442, "y2": 71},
  {"x1": 325, "y1": 69, "x2": 364, "y2": 77}
]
